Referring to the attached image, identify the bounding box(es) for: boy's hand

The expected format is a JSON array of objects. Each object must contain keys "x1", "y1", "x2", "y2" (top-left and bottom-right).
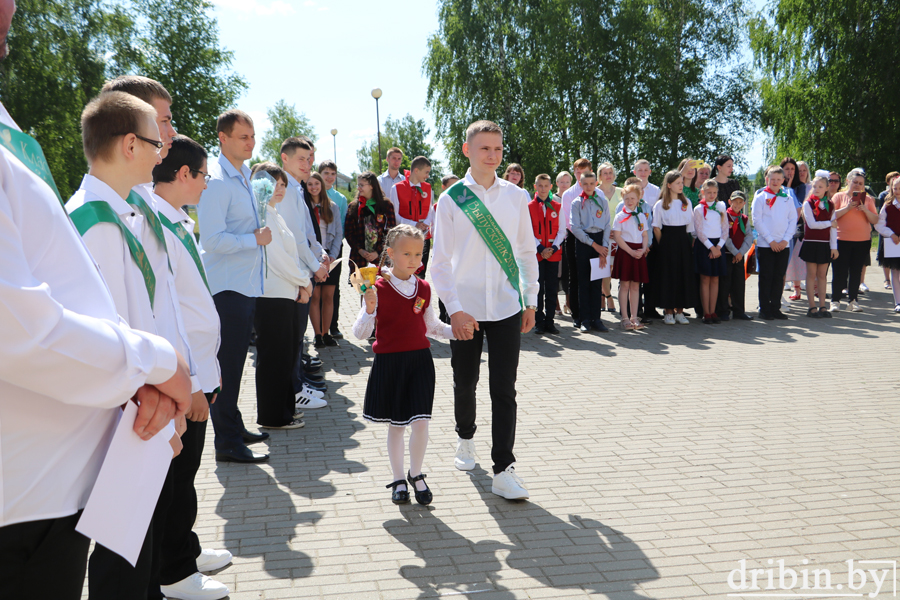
[
  {"x1": 186, "y1": 390, "x2": 209, "y2": 422},
  {"x1": 597, "y1": 245, "x2": 609, "y2": 258},
  {"x1": 520, "y1": 308, "x2": 536, "y2": 334},
  {"x1": 364, "y1": 287, "x2": 377, "y2": 313},
  {"x1": 541, "y1": 248, "x2": 554, "y2": 259},
  {"x1": 733, "y1": 252, "x2": 743, "y2": 263},
  {"x1": 254, "y1": 227, "x2": 272, "y2": 246},
  {"x1": 169, "y1": 432, "x2": 183, "y2": 458},
  {"x1": 298, "y1": 284, "x2": 312, "y2": 304},
  {"x1": 892, "y1": 234, "x2": 900, "y2": 245}
]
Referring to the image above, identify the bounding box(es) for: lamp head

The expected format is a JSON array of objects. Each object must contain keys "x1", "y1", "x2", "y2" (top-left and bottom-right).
[
  {"x1": 371, "y1": 88, "x2": 382, "y2": 100},
  {"x1": 330, "y1": 128, "x2": 338, "y2": 136}
]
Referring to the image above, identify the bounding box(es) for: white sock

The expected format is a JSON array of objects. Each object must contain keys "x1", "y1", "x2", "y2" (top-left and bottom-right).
[
  {"x1": 408, "y1": 420, "x2": 429, "y2": 491},
  {"x1": 387, "y1": 425, "x2": 406, "y2": 491}
]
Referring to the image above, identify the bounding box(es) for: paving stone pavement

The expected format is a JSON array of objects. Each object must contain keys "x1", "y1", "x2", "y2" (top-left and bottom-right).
[{"x1": 84, "y1": 259, "x2": 900, "y2": 599}]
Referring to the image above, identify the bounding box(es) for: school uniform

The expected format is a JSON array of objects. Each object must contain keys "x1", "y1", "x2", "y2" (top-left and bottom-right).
[
  {"x1": 560, "y1": 182, "x2": 582, "y2": 322},
  {"x1": 353, "y1": 271, "x2": 452, "y2": 426},
  {"x1": 751, "y1": 187, "x2": 798, "y2": 317},
  {"x1": 651, "y1": 198, "x2": 696, "y2": 309},
  {"x1": 326, "y1": 187, "x2": 348, "y2": 335},
  {"x1": 528, "y1": 194, "x2": 565, "y2": 329},
  {"x1": 716, "y1": 208, "x2": 753, "y2": 319},
  {"x1": 692, "y1": 200, "x2": 729, "y2": 276},
  {"x1": 344, "y1": 198, "x2": 396, "y2": 268},
  {"x1": 875, "y1": 199, "x2": 900, "y2": 270},
  {"x1": 313, "y1": 199, "x2": 344, "y2": 285},
  {"x1": 569, "y1": 190, "x2": 612, "y2": 327},
  {"x1": 390, "y1": 176, "x2": 435, "y2": 277},
  {"x1": 611, "y1": 209, "x2": 649, "y2": 283},
  {"x1": 799, "y1": 196, "x2": 837, "y2": 264}
]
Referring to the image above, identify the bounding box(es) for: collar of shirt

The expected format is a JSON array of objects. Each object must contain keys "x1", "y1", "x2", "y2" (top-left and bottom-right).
[
  {"x1": 217, "y1": 153, "x2": 251, "y2": 190},
  {"x1": 381, "y1": 171, "x2": 404, "y2": 182},
  {"x1": 80, "y1": 174, "x2": 135, "y2": 217},
  {"x1": 156, "y1": 197, "x2": 192, "y2": 227},
  {"x1": 462, "y1": 168, "x2": 502, "y2": 194}
]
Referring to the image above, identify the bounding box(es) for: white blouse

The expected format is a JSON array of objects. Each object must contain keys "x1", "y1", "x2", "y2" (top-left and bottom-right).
[
  {"x1": 352, "y1": 269, "x2": 454, "y2": 340},
  {"x1": 652, "y1": 198, "x2": 695, "y2": 232},
  {"x1": 612, "y1": 210, "x2": 649, "y2": 245},
  {"x1": 262, "y1": 205, "x2": 311, "y2": 300},
  {"x1": 692, "y1": 202, "x2": 729, "y2": 248}
]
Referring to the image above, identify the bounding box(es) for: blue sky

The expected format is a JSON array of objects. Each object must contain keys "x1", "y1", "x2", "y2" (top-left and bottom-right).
[{"x1": 210, "y1": 0, "x2": 766, "y2": 176}]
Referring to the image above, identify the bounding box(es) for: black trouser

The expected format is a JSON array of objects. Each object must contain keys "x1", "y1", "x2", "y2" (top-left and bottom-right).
[
  {"x1": 564, "y1": 234, "x2": 580, "y2": 322},
  {"x1": 438, "y1": 299, "x2": 450, "y2": 324},
  {"x1": 211, "y1": 291, "x2": 255, "y2": 451},
  {"x1": 157, "y1": 417, "x2": 207, "y2": 587},
  {"x1": 536, "y1": 259, "x2": 560, "y2": 326},
  {"x1": 416, "y1": 238, "x2": 432, "y2": 279},
  {"x1": 575, "y1": 239, "x2": 604, "y2": 325},
  {"x1": 292, "y1": 288, "x2": 313, "y2": 394},
  {"x1": 257, "y1": 297, "x2": 299, "y2": 426},
  {"x1": 89, "y1": 518, "x2": 154, "y2": 599},
  {"x1": 0, "y1": 512, "x2": 90, "y2": 599},
  {"x1": 450, "y1": 312, "x2": 520, "y2": 474},
  {"x1": 832, "y1": 239, "x2": 871, "y2": 302},
  {"x1": 716, "y1": 253, "x2": 746, "y2": 317},
  {"x1": 757, "y1": 247, "x2": 790, "y2": 315}
]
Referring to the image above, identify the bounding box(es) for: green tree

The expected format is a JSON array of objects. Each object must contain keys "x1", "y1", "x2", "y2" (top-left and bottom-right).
[
  {"x1": 749, "y1": 0, "x2": 900, "y2": 181},
  {"x1": 259, "y1": 99, "x2": 316, "y2": 165},
  {"x1": 131, "y1": 0, "x2": 247, "y2": 149},
  {"x1": 357, "y1": 114, "x2": 443, "y2": 186}
]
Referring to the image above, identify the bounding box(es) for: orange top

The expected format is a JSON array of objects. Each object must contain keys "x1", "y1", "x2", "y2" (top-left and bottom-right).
[{"x1": 831, "y1": 191, "x2": 876, "y2": 242}]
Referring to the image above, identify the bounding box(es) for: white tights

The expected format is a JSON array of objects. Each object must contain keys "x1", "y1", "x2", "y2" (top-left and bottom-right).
[{"x1": 387, "y1": 420, "x2": 429, "y2": 491}]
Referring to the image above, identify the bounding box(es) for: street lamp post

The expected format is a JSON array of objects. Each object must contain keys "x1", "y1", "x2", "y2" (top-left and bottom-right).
[
  {"x1": 330, "y1": 128, "x2": 338, "y2": 168},
  {"x1": 371, "y1": 88, "x2": 383, "y2": 174}
]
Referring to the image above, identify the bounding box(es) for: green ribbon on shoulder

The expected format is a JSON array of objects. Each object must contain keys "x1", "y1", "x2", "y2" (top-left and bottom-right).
[
  {"x1": 0, "y1": 123, "x2": 64, "y2": 208},
  {"x1": 127, "y1": 190, "x2": 172, "y2": 273},
  {"x1": 69, "y1": 201, "x2": 156, "y2": 307},
  {"x1": 159, "y1": 212, "x2": 210, "y2": 293},
  {"x1": 446, "y1": 181, "x2": 524, "y2": 310}
]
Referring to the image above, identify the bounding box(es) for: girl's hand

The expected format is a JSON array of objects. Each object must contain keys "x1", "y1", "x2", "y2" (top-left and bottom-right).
[
  {"x1": 709, "y1": 246, "x2": 722, "y2": 259},
  {"x1": 463, "y1": 321, "x2": 475, "y2": 336},
  {"x1": 364, "y1": 287, "x2": 377, "y2": 313},
  {"x1": 298, "y1": 284, "x2": 312, "y2": 304},
  {"x1": 831, "y1": 249, "x2": 839, "y2": 260}
]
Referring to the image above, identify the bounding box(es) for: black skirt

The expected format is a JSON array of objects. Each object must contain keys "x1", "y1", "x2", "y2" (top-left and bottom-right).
[
  {"x1": 324, "y1": 258, "x2": 342, "y2": 285},
  {"x1": 654, "y1": 225, "x2": 696, "y2": 309},
  {"x1": 694, "y1": 238, "x2": 728, "y2": 276},
  {"x1": 800, "y1": 241, "x2": 833, "y2": 265},
  {"x1": 363, "y1": 348, "x2": 435, "y2": 426}
]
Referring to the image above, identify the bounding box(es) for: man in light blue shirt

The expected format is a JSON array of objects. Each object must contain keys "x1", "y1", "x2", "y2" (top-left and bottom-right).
[
  {"x1": 198, "y1": 109, "x2": 271, "y2": 463},
  {"x1": 319, "y1": 160, "x2": 348, "y2": 338},
  {"x1": 378, "y1": 146, "x2": 405, "y2": 197}
]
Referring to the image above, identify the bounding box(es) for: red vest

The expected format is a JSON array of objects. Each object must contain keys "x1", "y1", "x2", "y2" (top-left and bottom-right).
[
  {"x1": 804, "y1": 197, "x2": 834, "y2": 242},
  {"x1": 394, "y1": 178, "x2": 432, "y2": 223},
  {"x1": 727, "y1": 210, "x2": 748, "y2": 250},
  {"x1": 528, "y1": 197, "x2": 563, "y2": 262},
  {"x1": 372, "y1": 277, "x2": 432, "y2": 354},
  {"x1": 885, "y1": 202, "x2": 900, "y2": 236}
]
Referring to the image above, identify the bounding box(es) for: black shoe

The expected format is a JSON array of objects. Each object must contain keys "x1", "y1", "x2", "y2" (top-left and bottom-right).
[
  {"x1": 711, "y1": 313, "x2": 721, "y2": 324},
  {"x1": 241, "y1": 429, "x2": 270, "y2": 444},
  {"x1": 806, "y1": 307, "x2": 820, "y2": 318},
  {"x1": 719, "y1": 314, "x2": 731, "y2": 322},
  {"x1": 386, "y1": 480, "x2": 410, "y2": 504},
  {"x1": 329, "y1": 328, "x2": 343, "y2": 339},
  {"x1": 314, "y1": 335, "x2": 325, "y2": 348},
  {"x1": 304, "y1": 371, "x2": 325, "y2": 383},
  {"x1": 736, "y1": 313, "x2": 753, "y2": 321},
  {"x1": 533, "y1": 324, "x2": 543, "y2": 334},
  {"x1": 303, "y1": 355, "x2": 323, "y2": 368},
  {"x1": 323, "y1": 334, "x2": 338, "y2": 347},
  {"x1": 302, "y1": 363, "x2": 322, "y2": 375},
  {"x1": 216, "y1": 445, "x2": 269, "y2": 463},
  {"x1": 819, "y1": 308, "x2": 833, "y2": 318},
  {"x1": 407, "y1": 471, "x2": 433, "y2": 505},
  {"x1": 759, "y1": 312, "x2": 775, "y2": 320},
  {"x1": 544, "y1": 323, "x2": 560, "y2": 334},
  {"x1": 702, "y1": 316, "x2": 713, "y2": 324},
  {"x1": 591, "y1": 321, "x2": 609, "y2": 333},
  {"x1": 773, "y1": 310, "x2": 789, "y2": 320},
  {"x1": 579, "y1": 323, "x2": 590, "y2": 333}
]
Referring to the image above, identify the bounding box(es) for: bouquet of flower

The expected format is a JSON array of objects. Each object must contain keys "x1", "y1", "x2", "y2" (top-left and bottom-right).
[{"x1": 251, "y1": 171, "x2": 276, "y2": 276}]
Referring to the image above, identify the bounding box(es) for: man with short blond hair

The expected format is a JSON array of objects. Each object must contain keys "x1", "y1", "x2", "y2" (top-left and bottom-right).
[{"x1": 378, "y1": 146, "x2": 405, "y2": 196}]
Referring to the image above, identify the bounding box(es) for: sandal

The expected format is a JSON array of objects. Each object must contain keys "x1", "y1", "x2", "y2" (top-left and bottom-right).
[
  {"x1": 406, "y1": 471, "x2": 433, "y2": 506},
  {"x1": 631, "y1": 318, "x2": 645, "y2": 330},
  {"x1": 789, "y1": 286, "x2": 802, "y2": 301},
  {"x1": 806, "y1": 307, "x2": 819, "y2": 318},
  {"x1": 386, "y1": 480, "x2": 410, "y2": 505}
]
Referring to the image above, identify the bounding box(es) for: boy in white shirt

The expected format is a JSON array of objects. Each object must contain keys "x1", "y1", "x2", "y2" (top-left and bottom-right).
[{"x1": 751, "y1": 166, "x2": 798, "y2": 320}]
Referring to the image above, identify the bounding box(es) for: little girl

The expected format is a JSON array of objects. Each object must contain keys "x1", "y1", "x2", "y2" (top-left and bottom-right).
[
  {"x1": 612, "y1": 184, "x2": 649, "y2": 330},
  {"x1": 799, "y1": 175, "x2": 837, "y2": 317},
  {"x1": 875, "y1": 175, "x2": 900, "y2": 313},
  {"x1": 693, "y1": 179, "x2": 729, "y2": 324},
  {"x1": 353, "y1": 225, "x2": 471, "y2": 505}
]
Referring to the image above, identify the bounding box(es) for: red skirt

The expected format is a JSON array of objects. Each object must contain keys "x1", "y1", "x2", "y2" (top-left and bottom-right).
[{"x1": 612, "y1": 242, "x2": 649, "y2": 283}]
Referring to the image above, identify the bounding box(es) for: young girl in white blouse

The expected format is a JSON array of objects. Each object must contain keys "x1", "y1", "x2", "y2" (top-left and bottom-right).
[
  {"x1": 652, "y1": 170, "x2": 696, "y2": 324},
  {"x1": 353, "y1": 225, "x2": 472, "y2": 506},
  {"x1": 612, "y1": 184, "x2": 649, "y2": 330},
  {"x1": 693, "y1": 179, "x2": 729, "y2": 324}
]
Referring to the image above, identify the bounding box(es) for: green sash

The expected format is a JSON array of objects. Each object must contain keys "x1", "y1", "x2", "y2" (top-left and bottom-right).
[
  {"x1": 0, "y1": 123, "x2": 64, "y2": 208},
  {"x1": 159, "y1": 212, "x2": 211, "y2": 293},
  {"x1": 69, "y1": 201, "x2": 156, "y2": 308},
  {"x1": 446, "y1": 181, "x2": 524, "y2": 310},
  {"x1": 127, "y1": 190, "x2": 172, "y2": 272}
]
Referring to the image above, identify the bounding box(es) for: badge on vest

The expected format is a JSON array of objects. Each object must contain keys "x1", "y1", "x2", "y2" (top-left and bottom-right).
[
  {"x1": 681, "y1": 203, "x2": 688, "y2": 211},
  {"x1": 596, "y1": 209, "x2": 603, "y2": 218},
  {"x1": 551, "y1": 211, "x2": 558, "y2": 219},
  {"x1": 377, "y1": 214, "x2": 384, "y2": 223},
  {"x1": 638, "y1": 223, "x2": 644, "y2": 231},
  {"x1": 413, "y1": 297, "x2": 426, "y2": 314}
]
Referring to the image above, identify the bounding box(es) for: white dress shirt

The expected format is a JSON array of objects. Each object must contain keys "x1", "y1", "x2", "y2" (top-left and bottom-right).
[
  {"x1": 801, "y1": 200, "x2": 838, "y2": 250},
  {"x1": 432, "y1": 169, "x2": 540, "y2": 321},
  {"x1": 652, "y1": 198, "x2": 695, "y2": 231},
  {"x1": 642, "y1": 182, "x2": 661, "y2": 204},
  {"x1": 560, "y1": 181, "x2": 583, "y2": 233},
  {"x1": 751, "y1": 188, "x2": 798, "y2": 248},
  {"x1": 262, "y1": 204, "x2": 312, "y2": 300},
  {"x1": 692, "y1": 202, "x2": 729, "y2": 248},
  {"x1": 157, "y1": 200, "x2": 222, "y2": 393},
  {"x1": 0, "y1": 102, "x2": 176, "y2": 527}
]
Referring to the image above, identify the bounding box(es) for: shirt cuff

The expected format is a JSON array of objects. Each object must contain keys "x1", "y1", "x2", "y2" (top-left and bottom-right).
[
  {"x1": 241, "y1": 233, "x2": 258, "y2": 250},
  {"x1": 703, "y1": 239, "x2": 713, "y2": 249},
  {"x1": 143, "y1": 335, "x2": 179, "y2": 386},
  {"x1": 717, "y1": 239, "x2": 726, "y2": 248},
  {"x1": 190, "y1": 375, "x2": 202, "y2": 395},
  {"x1": 445, "y1": 300, "x2": 464, "y2": 317}
]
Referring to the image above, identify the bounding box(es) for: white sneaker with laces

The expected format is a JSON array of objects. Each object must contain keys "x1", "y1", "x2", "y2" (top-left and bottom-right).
[
  {"x1": 674, "y1": 313, "x2": 689, "y2": 325},
  {"x1": 295, "y1": 390, "x2": 327, "y2": 409},
  {"x1": 196, "y1": 548, "x2": 233, "y2": 573},
  {"x1": 300, "y1": 385, "x2": 324, "y2": 398},
  {"x1": 663, "y1": 313, "x2": 675, "y2": 325},
  {"x1": 830, "y1": 301, "x2": 841, "y2": 312},
  {"x1": 859, "y1": 282, "x2": 870, "y2": 293},
  {"x1": 492, "y1": 464, "x2": 529, "y2": 500},
  {"x1": 454, "y1": 437, "x2": 476, "y2": 471},
  {"x1": 849, "y1": 300, "x2": 863, "y2": 312},
  {"x1": 160, "y1": 572, "x2": 229, "y2": 600}
]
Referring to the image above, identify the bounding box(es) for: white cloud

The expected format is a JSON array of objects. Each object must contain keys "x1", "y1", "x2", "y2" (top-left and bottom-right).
[{"x1": 210, "y1": 0, "x2": 295, "y2": 16}]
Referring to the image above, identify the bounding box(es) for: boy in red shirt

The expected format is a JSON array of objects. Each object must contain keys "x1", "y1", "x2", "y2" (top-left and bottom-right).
[{"x1": 528, "y1": 174, "x2": 564, "y2": 334}]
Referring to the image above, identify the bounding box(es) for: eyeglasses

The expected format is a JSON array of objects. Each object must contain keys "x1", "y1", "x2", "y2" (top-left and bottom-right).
[
  {"x1": 134, "y1": 133, "x2": 164, "y2": 154},
  {"x1": 190, "y1": 169, "x2": 211, "y2": 183},
  {"x1": 828, "y1": 179, "x2": 840, "y2": 184}
]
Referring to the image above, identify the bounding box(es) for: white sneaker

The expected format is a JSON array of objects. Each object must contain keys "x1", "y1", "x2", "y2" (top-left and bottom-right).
[
  {"x1": 195, "y1": 548, "x2": 233, "y2": 573},
  {"x1": 780, "y1": 297, "x2": 791, "y2": 312},
  {"x1": 849, "y1": 300, "x2": 863, "y2": 312},
  {"x1": 454, "y1": 437, "x2": 476, "y2": 471},
  {"x1": 784, "y1": 281, "x2": 792, "y2": 291},
  {"x1": 894, "y1": 304, "x2": 900, "y2": 313},
  {"x1": 859, "y1": 282, "x2": 870, "y2": 293},
  {"x1": 295, "y1": 390, "x2": 327, "y2": 409},
  {"x1": 160, "y1": 572, "x2": 229, "y2": 600},
  {"x1": 300, "y1": 385, "x2": 324, "y2": 398},
  {"x1": 293, "y1": 410, "x2": 305, "y2": 420},
  {"x1": 492, "y1": 464, "x2": 529, "y2": 500},
  {"x1": 663, "y1": 313, "x2": 675, "y2": 325},
  {"x1": 830, "y1": 301, "x2": 841, "y2": 312},
  {"x1": 800, "y1": 281, "x2": 806, "y2": 291},
  {"x1": 674, "y1": 313, "x2": 689, "y2": 325}
]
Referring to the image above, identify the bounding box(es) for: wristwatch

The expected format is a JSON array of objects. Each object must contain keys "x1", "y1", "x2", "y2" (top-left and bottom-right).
[{"x1": 525, "y1": 305, "x2": 537, "y2": 311}]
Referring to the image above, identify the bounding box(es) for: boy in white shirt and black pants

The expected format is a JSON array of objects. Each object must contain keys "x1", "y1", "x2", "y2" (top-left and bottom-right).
[
  {"x1": 432, "y1": 120, "x2": 539, "y2": 500},
  {"x1": 751, "y1": 166, "x2": 798, "y2": 320}
]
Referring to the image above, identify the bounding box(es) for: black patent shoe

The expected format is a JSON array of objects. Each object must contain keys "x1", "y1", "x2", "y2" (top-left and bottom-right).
[
  {"x1": 386, "y1": 480, "x2": 410, "y2": 504},
  {"x1": 407, "y1": 471, "x2": 433, "y2": 506},
  {"x1": 314, "y1": 335, "x2": 325, "y2": 348}
]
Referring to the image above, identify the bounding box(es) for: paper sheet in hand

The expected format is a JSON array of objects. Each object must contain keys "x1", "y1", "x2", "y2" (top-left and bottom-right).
[
  {"x1": 885, "y1": 237, "x2": 900, "y2": 258},
  {"x1": 590, "y1": 257, "x2": 611, "y2": 281},
  {"x1": 76, "y1": 401, "x2": 173, "y2": 566}
]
